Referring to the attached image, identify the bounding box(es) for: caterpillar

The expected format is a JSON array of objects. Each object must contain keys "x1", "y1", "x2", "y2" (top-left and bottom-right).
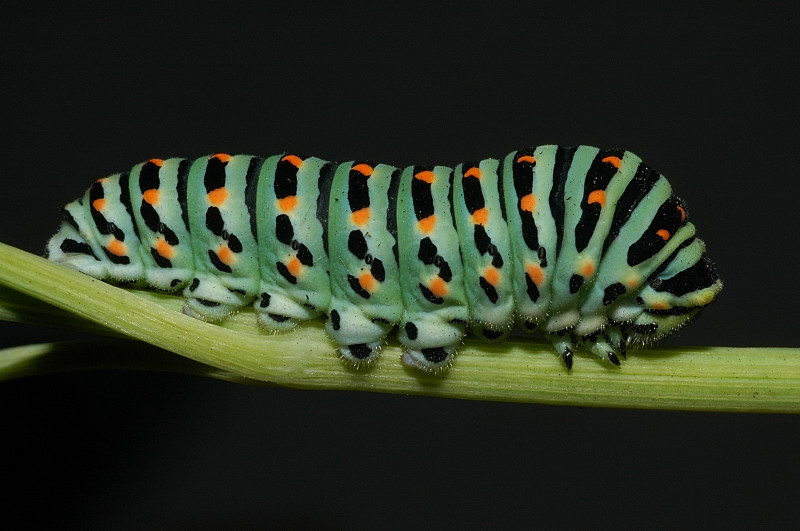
[{"x1": 46, "y1": 145, "x2": 722, "y2": 373}]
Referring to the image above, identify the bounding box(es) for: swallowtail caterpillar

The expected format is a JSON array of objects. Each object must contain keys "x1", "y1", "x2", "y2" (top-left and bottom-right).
[{"x1": 47, "y1": 145, "x2": 722, "y2": 372}]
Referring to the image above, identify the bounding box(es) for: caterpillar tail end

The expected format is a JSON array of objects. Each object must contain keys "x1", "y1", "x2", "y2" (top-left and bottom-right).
[{"x1": 46, "y1": 218, "x2": 110, "y2": 279}]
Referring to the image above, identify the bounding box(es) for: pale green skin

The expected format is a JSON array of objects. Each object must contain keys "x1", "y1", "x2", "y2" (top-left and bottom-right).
[
  {"x1": 256, "y1": 155, "x2": 331, "y2": 330},
  {"x1": 325, "y1": 162, "x2": 403, "y2": 359},
  {"x1": 129, "y1": 158, "x2": 196, "y2": 289},
  {"x1": 183, "y1": 155, "x2": 261, "y2": 321},
  {"x1": 395, "y1": 165, "x2": 470, "y2": 370},
  {"x1": 46, "y1": 147, "x2": 723, "y2": 373},
  {"x1": 453, "y1": 159, "x2": 515, "y2": 334}
]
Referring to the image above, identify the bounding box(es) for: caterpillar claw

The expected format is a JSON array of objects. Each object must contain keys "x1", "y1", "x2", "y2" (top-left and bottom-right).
[{"x1": 561, "y1": 346, "x2": 574, "y2": 370}]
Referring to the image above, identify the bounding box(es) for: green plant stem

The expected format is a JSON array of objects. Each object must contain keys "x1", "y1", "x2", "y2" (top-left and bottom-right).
[{"x1": 1, "y1": 240, "x2": 798, "y2": 412}]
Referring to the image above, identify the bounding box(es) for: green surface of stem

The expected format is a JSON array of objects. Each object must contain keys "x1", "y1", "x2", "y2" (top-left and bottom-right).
[{"x1": 1, "y1": 241, "x2": 798, "y2": 412}]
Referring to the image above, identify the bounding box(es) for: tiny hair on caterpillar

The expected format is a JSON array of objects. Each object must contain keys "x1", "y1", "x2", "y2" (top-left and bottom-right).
[{"x1": 47, "y1": 145, "x2": 722, "y2": 373}]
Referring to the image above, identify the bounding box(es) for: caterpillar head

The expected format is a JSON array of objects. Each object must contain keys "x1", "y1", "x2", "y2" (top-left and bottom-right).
[{"x1": 627, "y1": 251, "x2": 723, "y2": 345}]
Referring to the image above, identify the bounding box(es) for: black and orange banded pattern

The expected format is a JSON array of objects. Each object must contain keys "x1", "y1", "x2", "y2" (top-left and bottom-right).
[
  {"x1": 460, "y1": 163, "x2": 505, "y2": 306},
  {"x1": 90, "y1": 177, "x2": 130, "y2": 264},
  {"x1": 203, "y1": 154, "x2": 254, "y2": 274},
  {"x1": 412, "y1": 166, "x2": 454, "y2": 305},
  {"x1": 273, "y1": 154, "x2": 313, "y2": 284},
  {"x1": 139, "y1": 159, "x2": 184, "y2": 268},
  {"x1": 575, "y1": 150, "x2": 625, "y2": 253},
  {"x1": 344, "y1": 162, "x2": 387, "y2": 299}
]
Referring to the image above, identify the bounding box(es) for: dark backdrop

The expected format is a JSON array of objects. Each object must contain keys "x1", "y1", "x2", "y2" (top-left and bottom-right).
[{"x1": 2, "y1": 4, "x2": 799, "y2": 528}]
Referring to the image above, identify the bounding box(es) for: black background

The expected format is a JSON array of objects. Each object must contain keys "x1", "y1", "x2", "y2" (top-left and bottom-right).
[{"x1": 2, "y1": 3, "x2": 799, "y2": 528}]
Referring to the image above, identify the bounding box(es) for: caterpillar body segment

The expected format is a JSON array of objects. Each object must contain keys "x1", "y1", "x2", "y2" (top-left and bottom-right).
[
  {"x1": 326, "y1": 161, "x2": 403, "y2": 365},
  {"x1": 255, "y1": 154, "x2": 332, "y2": 332}
]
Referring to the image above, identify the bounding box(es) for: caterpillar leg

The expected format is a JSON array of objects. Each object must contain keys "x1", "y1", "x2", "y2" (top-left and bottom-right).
[
  {"x1": 547, "y1": 335, "x2": 577, "y2": 370},
  {"x1": 398, "y1": 317, "x2": 466, "y2": 373},
  {"x1": 546, "y1": 325, "x2": 630, "y2": 370},
  {"x1": 469, "y1": 321, "x2": 513, "y2": 342},
  {"x1": 182, "y1": 275, "x2": 252, "y2": 322},
  {"x1": 325, "y1": 302, "x2": 393, "y2": 367},
  {"x1": 184, "y1": 298, "x2": 241, "y2": 322},
  {"x1": 583, "y1": 335, "x2": 623, "y2": 366},
  {"x1": 254, "y1": 291, "x2": 322, "y2": 332}
]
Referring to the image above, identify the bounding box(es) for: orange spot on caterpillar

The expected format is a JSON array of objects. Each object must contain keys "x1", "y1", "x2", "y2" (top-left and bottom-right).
[
  {"x1": 107, "y1": 239, "x2": 127, "y2": 257},
  {"x1": 212, "y1": 153, "x2": 231, "y2": 163},
  {"x1": 464, "y1": 167, "x2": 481, "y2": 179},
  {"x1": 652, "y1": 301, "x2": 669, "y2": 310},
  {"x1": 352, "y1": 163, "x2": 374, "y2": 176},
  {"x1": 278, "y1": 195, "x2": 298, "y2": 212},
  {"x1": 92, "y1": 198, "x2": 107, "y2": 211},
  {"x1": 587, "y1": 189, "x2": 606, "y2": 207},
  {"x1": 281, "y1": 154, "x2": 303, "y2": 168},
  {"x1": 581, "y1": 260, "x2": 595, "y2": 277},
  {"x1": 526, "y1": 264, "x2": 544, "y2": 286},
  {"x1": 676, "y1": 204, "x2": 686, "y2": 221},
  {"x1": 351, "y1": 207, "x2": 370, "y2": 226},
  {"x1": 516, "y1": 155, "x2": 536, "y2": 164},
  {"x1": 414, "y1": 170, "x2": 435, "y2": 184},
  {"x1": 287, "y1": 256, "x2": 302, "y2": 276},
  {"x1": 429, "y1": 276, "x2": 448, "y2": 298},
  {"x1": 483, "y1": 267, "x2": 501, "y2": 286},
  {"x1": 359, "y1": 272, "x2": 377, "y2": 293},
  {"x1": 156, "y1": 238, "x2": 174, "y2": 259},
  {"x1": 520, "y1": 193, "x2": 536, "y2": 213},
  {"x1": 148, "y1": 158, "x2": 164, "y2": 167},
  {"x1": 142, "y1": 188, "x2": 160, "y2": 206},
  {"x1": 207, "y1": 187, "x2": 228, "y2": 206},
  {"x1": 602, "y1": 156, "x2": 622, "y2": 168},
  {"x1": 472, "y1": 207, "x2": 488, "y2": 225},
  {"x1": 418, "y1": 215, "x2": 436, "y2": 234},
  {"x1": 217, "y1": 245, "x2": 234, "y2": 265},
  {"x1": 656, "y1": 229, "x2": 670, "y2": 241}
]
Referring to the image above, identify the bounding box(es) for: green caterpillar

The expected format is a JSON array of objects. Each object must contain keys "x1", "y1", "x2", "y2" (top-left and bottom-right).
[{"x1": 47, "y1": 146, "x2": 722, "y2": 372}]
